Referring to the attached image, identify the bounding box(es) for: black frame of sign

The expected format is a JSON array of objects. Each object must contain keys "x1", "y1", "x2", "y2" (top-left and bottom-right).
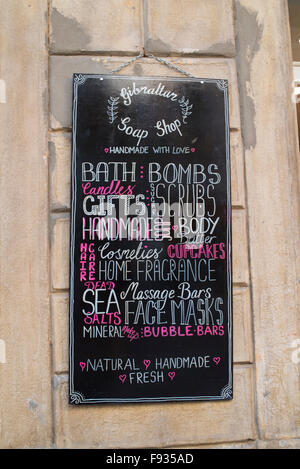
[{"x1": 69, "y1": 74, "x2": 233, "y2": 404}]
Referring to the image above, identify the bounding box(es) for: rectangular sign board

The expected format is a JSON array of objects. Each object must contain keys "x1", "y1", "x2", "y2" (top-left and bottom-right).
[{"x1": 69, "y1": 74, "x2": 232, "y2": 404}]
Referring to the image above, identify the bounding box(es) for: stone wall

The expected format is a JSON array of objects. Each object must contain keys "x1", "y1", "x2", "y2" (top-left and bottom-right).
[{"x1": 0, "y1": 0, "x2": 299, "y2": 449}]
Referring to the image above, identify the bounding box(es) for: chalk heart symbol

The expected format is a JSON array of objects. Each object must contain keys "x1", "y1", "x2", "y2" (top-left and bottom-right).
[
  {"x1": 213, "y1": 357, "x2": 221, "y2": 365},
  {"x1": 79, "y1": 362, "x2": 86, "y2": 372},
  {"x1": 119, "y1": 374, "x2": 127, "y2": 384},
  {"x1": 172, "y1": 225, "x2": 178, "y2": 232},
  {"x1": 168, "y1": 371, "x2": 176, "y2": 381},
  {"x1": 143, "y1": 359, "x2": 151, "y2": 370},
  {"x1": 104, "y1": 148, "x2": 109, "y2": 153},
  {"x1": 191, "y1": 147, "x2": 196, "y2": 152}
]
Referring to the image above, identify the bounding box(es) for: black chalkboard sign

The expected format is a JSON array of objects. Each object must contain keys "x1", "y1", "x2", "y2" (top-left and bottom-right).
[{"x1": 69, "y1": 74, "x2": 232, "y2": 404}]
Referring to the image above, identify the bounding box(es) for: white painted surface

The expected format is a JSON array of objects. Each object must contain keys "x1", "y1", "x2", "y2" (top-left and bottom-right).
[
  {"x1": 0, "y1": 339, "x2": 6, "y2": 363},
  {"x1": 0, "y1": 79, "x2": 6, "y2": 103}
]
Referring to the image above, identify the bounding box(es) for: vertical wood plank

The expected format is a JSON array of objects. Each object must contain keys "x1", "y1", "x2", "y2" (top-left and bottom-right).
[{"x1": 0, "y1": 0, "x2": 52, "y2": 448}]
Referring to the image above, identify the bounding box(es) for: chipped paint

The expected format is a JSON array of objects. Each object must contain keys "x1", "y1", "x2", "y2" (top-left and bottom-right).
[
  {"x1": 28, "y1": 399, "x2": 38, "y2": 412},
  {"x1": 206, "y1": 40, "x2": 236, "y2": 57},
  {"x1": 146, "y1": 37, "x2": 171, "y2": 54},
  {"x1": 133, "y1": 63, "x2": 143, "y2": 76}
]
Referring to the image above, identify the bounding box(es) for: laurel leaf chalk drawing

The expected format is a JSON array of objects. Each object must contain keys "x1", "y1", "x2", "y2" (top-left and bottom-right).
[
  {"x1": 107, "y1": 96, "x2": 120, "y2": 124},
  {"x1": 178, "y1": 96, "x2": 193, "y2": 124}
]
